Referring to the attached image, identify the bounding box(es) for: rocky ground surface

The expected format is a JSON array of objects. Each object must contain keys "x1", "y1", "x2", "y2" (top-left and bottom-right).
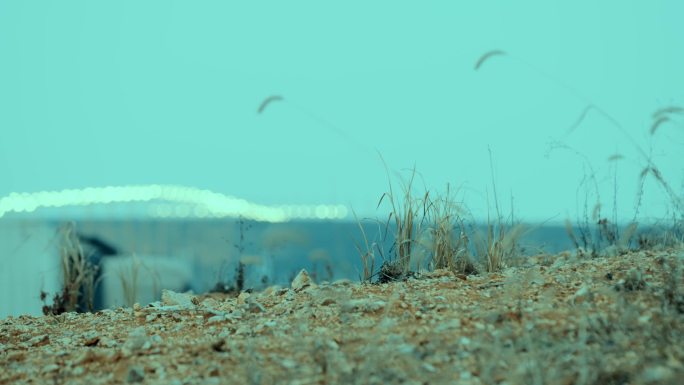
[{"x1": 2, "y1": 248, "x2": 684, "y2": 385}]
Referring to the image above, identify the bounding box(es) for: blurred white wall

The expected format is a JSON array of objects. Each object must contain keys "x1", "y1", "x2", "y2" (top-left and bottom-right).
[
  {"x1": 0, "y1": 221, "x2": 60, "y2": 318},
  {"x1": 0, "y1": 220, "x2": 195, "y2": 317},
  {"x1": 99, "y1": 254, "x2": 193, "y2": 309}
]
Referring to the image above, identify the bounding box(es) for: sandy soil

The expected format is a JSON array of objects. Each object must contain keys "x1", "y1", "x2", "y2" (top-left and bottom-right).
[{"x1": 1, "y1": 248, "x2": 683, "y2": 385}]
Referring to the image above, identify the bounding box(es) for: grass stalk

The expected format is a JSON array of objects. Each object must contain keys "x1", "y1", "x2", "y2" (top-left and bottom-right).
[
  {"x1": 377, "y1": 158, "x2": 428, "y2": 275},
  {"x1": 42, "y1": 222, "x2": 98, "y2": 315}
]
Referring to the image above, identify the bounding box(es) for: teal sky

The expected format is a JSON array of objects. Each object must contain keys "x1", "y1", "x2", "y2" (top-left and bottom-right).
[{"x1": 1, "y1": 1, "x2": 682, "y2": 223}]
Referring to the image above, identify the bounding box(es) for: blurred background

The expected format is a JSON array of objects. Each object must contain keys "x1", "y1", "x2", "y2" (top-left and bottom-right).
[{"x1": 1, "y1": 1, "x2": 682, "y2": 317}]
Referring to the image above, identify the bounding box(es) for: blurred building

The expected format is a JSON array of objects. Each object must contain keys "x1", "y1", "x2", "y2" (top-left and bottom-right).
[{"x1": 0, "y1": 185, "x2": 356, "y2": 318}]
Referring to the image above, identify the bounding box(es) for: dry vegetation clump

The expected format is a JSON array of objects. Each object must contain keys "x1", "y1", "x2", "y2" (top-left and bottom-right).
[
  {"x1": 354, "y1": 162, "x2": 431, "y2": 283},
  {"x1": 116, "y1": 254, "x2": 161, "y2": 308},
  {"x1": 353, "y1": 209, "x2": 382, "y2": 283},
  {"x1": 471, "y1": 150, "x2": 526, "y2": 273},
  {"x1": 212, "y1": 216, "x2": 264, "y2": 294},
  {"x1": 357, "y1": 155, "x2": 526, "y2": 284},
  {"x1": 423, "y1": 185, "x2": 476, "y2": 275},
  {"x1": 477, "y1": 48, "x2": 683, "y2": 259},
  {"x1": 471, "y1": 218, "x2": 525, "y2": 273},
  {"x1": 376, "y1": 163, "x2": 428, "y2": 277},
  {"x1": 40, "y1": 223, "x2": 99, "y2": 315}
]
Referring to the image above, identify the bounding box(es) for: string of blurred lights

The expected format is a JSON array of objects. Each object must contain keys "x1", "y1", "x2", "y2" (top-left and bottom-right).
[{"x1": 0, "y1": 185, "x2": 348, "y2": 222}]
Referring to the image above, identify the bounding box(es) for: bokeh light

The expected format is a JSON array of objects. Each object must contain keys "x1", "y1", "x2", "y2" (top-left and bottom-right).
[{"x1": 0, "y1": 185, "x2": 349, "y2": 222}]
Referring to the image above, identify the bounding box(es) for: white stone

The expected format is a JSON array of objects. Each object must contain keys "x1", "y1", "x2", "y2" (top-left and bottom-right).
[
  {"x1": 161, "y1": 289, "x2": 195, "y2": 308},
  {"x1": 291, "y1": 269, "x2": 315, "y2": 291}
]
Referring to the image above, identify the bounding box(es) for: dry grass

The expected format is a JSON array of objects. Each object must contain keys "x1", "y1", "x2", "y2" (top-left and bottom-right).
[
  {"x1": 475, "y1": 48, "x2": 683, "y2": 254},
  {"x1": 117, "y1": 257, "x2": 140, "y2": 308},
  {"x1": 376, "y1": 160, "x2": 429, "y2": 277},
  {"x1": 106, "y1": 254, "x2": 164, "y2": 308},
  {"x1": 41, "y1": 222, "x2": 98, "y2": 315},
  {"x1": 353, "y1": 209, "x2": 382, "y2": 283},
  {"x1": 358, "y1": 147, "x2": 528, "y2": 281},
  {"x1": 422, "y1": 185, "x2": 475, "y2": 274},
  {"x1": 554, "y1": 94, "x2": 680, "y2": 257},
  {"x1": 357, "y1": 159, "x2": 461, "y2": 282},
  {"x1": 359, "y1": 152, "x2": 525, "y2": 280},
  {"x1": 116, "y1": 254, "x2": 161, "y2": 308},
  {"x1": 469, "y1": 149, "x2": 526, "y2": 272},
  {"x1": 473, "y1": 221, "x2": 526, "y2": 273}
]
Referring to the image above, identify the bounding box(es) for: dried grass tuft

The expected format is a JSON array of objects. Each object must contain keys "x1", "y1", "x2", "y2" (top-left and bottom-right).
[
  {"x1": 470, "y1": 149, "x2": 525, "y2": 272},
  {"x1": 376, "y1": 159, "x2": 428, "y2": 276},
  {"x1": 423, "y1": 186, "x2": 473, "y2": 274},
  {"x1": 353, "y1": 210, "x2": 382, "y2": 283},
  {"x1": 42, "y1": 222, "x2": 98, "y2": 315}
]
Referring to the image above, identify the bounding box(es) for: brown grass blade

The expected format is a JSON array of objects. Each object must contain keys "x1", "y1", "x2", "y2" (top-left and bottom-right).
[
  {"x1": 565, "y1": 104, "x2": 597, "y2": 135},
  {"x1": 650, "y1": 116, "x2": 670, "y2": 135},
  {"x1": 618, "y1": 222, "x2": 639, "y2": 250},
  {"x1": 257, "y1": 95, "x2": 284, "y2": 114},
  {"x1": 474, "y1": 50, "x2": 507, "y2": 71},
  {"x1": 652, "y1": 106, "x2": 684, "y2": 119}
]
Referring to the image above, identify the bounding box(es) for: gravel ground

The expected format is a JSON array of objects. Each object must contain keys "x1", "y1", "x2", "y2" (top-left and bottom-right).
[{"x1": 2, "y1": 248, "x2": 683, "y2": 385}]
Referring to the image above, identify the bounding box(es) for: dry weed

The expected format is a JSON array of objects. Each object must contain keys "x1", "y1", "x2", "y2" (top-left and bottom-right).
[
  {"x1": 41, "y1": 222, "x2": 98, "y2": 315},
  {"x1": 376, "y1": 159, "x2": 429, "y2": 276}
]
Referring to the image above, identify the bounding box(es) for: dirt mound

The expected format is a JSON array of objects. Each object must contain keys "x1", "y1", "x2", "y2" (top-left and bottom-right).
[{"x1": 2, "y1": 249, "x2": 683, "y2": 384}]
